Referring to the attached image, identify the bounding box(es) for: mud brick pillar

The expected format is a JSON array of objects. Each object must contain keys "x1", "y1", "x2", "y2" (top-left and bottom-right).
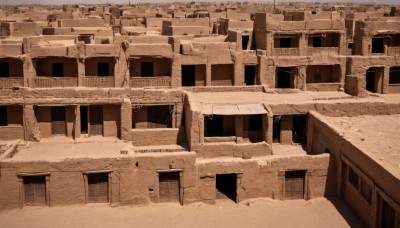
[
  {"x1": 23, "y1": 105, "x2": 40, "y2": 141},
  {"x1": 280, "y1": 115, "x2": 293, "y2": 145},
  {"x1": 120, "y1": 99, "x2": 132, "y2": 141}
]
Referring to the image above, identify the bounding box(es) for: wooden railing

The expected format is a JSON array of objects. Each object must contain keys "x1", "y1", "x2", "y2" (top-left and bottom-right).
[
  {"x1": 129, "y1": 76, "x2": 171, "y2": 88},
  {"x1": 34, "y1": 77, "x2": 78, "y2": 88},
  {"x1": 0, "y1": 78, "x2": 23, "y2": 88},
  {"x1": 272, "y1": 48, "x2": 299, "y2": 56},
  {"x1": 307, "y1": 47, "x2": 339, "y2": 56},
  {"x1": 83, "y1": 76, "x2": 115, "y2": 87},
  {"x1": 387, "y1": 47, "x2": 400, "y2": 56}
]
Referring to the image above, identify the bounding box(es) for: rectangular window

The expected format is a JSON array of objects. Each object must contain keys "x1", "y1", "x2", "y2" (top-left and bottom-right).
[
  {"x1": 372, "y1": 38, "x2": 384, "y2": 54},
  {"x1": 97, "y1": 62, "x2": 110, "y2": 77},
  {"x1": 348, "y1": 167, "x2": 359, "y2": 190},
  {"x1": 360, "y1": 178, "x2": 372, "y2": 204},
  {"x1": 280, "y1": 38, "x2": 292, "y2": 48},
  {"x1": 88, "y1": 173, "x2": 109, "y2": 203},
  {"x1": 141, "y1": 62, "x2": 154, "y2": 77},
  {"x1": 313, "y1": 37, "x2": 322, "y2": 47},
  {"x1": 147, "y1": 105, "x2": 172, "y2": 128},
  {"x1": 52, "y1": 63, "x2": 64, "y2": 77},
  {"x1": 0, "y1": 106, "x2": 7, "y2": 126},
  {"x1": 0, "y1": 63, "x2": 9, "y2": 77},
  {"x1": 24, "y1": 176, "x2": 46, "y2": 206},
  {"x1": 389, "y1": 67, "x2": 400, "y2": 84}
]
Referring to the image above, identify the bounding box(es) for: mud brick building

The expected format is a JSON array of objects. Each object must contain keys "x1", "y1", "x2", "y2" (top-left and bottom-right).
[{"x1": 0, "y1": 3, "x2": 399, "y2": 227}]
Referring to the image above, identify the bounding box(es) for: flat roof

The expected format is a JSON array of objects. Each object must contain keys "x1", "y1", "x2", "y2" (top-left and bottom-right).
[
  {"x1": 188, "y1": 91, "x2": 399, "y2": 112},
  {"x1": 323, "y1": 114, "x2": 400, "y2": 179},
  {"x1": 5, "y1": 141, "x2": 131, "y2": 162}
]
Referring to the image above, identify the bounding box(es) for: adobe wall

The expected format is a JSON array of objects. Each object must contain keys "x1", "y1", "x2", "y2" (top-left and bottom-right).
[{"x1": 0, "y1": 151, "x2": 197, "y2": 210}]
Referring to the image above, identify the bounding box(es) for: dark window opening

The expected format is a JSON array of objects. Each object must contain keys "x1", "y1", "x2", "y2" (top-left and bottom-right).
[
  {"x1": 141, "y1": 62, "x2": 154, "y2": 77},
  {"x1": 360, "y1": 179, "x2": 372, "y2": 204},
  {"x1": 285, "y1": 170, "x2": 305, "y2": 200},
  {"x1": 78, "y1": 34, "x2": 93, "y2": 44},
  {"x1": 147, "y1": 106, "x2": 172, "y2": 128},
  {"x1": 372, "y1": 38, "x2": 384, "y2": 54},
  {"x1": 273, "y1": 117, "x2": 281, "y2": 143},
  {"x1": 348, "y1": 43, "x2": 353, "y2": 49},
  {"x1": 244, "y1": 65, "x2": 256, "y2": 86},
  {"x1": 89, "y1": 105, "x2": 103, "y2": 136},
  {"x1": 0, "y1": 106, "x2": 7, "y2": 126},
  {"x1": 80, "y1": 106, "x2": 88, "y2": 134},
  {"x1": 52, "y1": 63, "x2": 64, "y2": 77},
  {"x1": 204, "y1": 115, "x2": 235, "y2": 137},
  {"x1": 248, "y1": 115, "x2": 262, "y2": 131},
  {"x1": 379, "y1": 197, "x2": 396, "y2": 228},
  {"x1": 366, "y1": 68, "x2": 376, "y2": 92},
  {"x1": 159, "y1": 172, "x2": 180, "y2": 203},
  {"x1": 242, "y1": 35, "x2": 249, "y2": 50},
  {"x1": 88, "y1": 173, "x2": 109, "y2": 203},
  {"x1": 216, "y1": 174, "x2": 237, "y2": 203},
  {"x1": 292, "y1": 115, "x2": 307, "y2": 144},
  {"x1": 182, "y1": 65, "x2": 195, "y2": 87},
  {"x1": 389, "y1": 67, "x2": 400, "y2": 84},
  {"x1": 276, "y1": 67, "x2": 292, "y2": 88},
  {"x1": 348, "y1": 168, "x2": 359, "y2": 190},
  {"x1": 24, "y1": 176, "x2": 46, "y2": 206},
  {"x1": 51, "y1": 107, "x2": 66, "y2": 135},
  {"x1": 0, "y1": 63, "x2": 10, "y2": 77},
  {"x1": 205, "y1": 115, "x2": 223, "y2": 137},
  {"x1": 280, "y1": 38, "x2": 292, "y2": 48},
  {"x1": 313, "y1": 37, "x2": 322, "y2": 47},
  {"x1": 97, "y1": 62, "x2": 110, "y2": 77}
]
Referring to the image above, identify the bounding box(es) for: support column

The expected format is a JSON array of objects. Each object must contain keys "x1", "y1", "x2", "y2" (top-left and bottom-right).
[
  {"x1": 75, "y1": 105, "x2": 81, "y2": 139},
  {"x1": 296, "y1": 65, "x2": 306, "y2": 91},
  {"x1": 235, "y1": 115, "x2": 244, "y2": 143},
  {"x1": 77, "y1": 58, "x2": 85, "y2": 87},
  {"x1": 171, "y1": 54, "x2": 181, "y2": 88},
  {"x1": 23, "y1": 105, "x2": 40, "y2": 141},
  {"x1": 382, "y1": 66, "x2": 390, "y2": 94},
  {"x1": 205, "y1": 63, "x2": 212, "y2": 86},
  {"x1": 120, "y1": 99, "x2": 132, "y2": 142},
  {"x1": 233, "y1": 52, "x2": 243, "y2": 86},
  {"x1": 339, "y1": 31, "x2": 347, "y2": 55},
  {"x1": 299, "y1": 32, "x2": 308, "y2": 56}
]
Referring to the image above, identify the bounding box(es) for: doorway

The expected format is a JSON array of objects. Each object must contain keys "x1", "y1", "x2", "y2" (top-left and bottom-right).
[
  {"x1": 273, "y1": 116, "x2": 281, "y2": 143},
  {"x1": 276, "y1": 67, "x2": 292, "y2": 88},
  {"x1": 24, "y1": 176, "x2": 46, "y2": 206},
  {"x1": 159, "y1": 172, "x2": 180, "y2": 203},
  {"x1": 51, "y1": 107, "x2": 66, "y2": 135},
  {"x1": 80, "y1": 106, "x2": 88, "y2": 134},
  {"x1": 216, "y1": 174, "x2": 237, "y2": 202},
  {"x1": 285, "y1": 170, "x2": 305, "y2": 200},
  {"x1": 292, "y1": 115, "x2": 307, "y2": 144},
  {"x1": 89, "y1": 105, "x2": 103, "y2": 136},
  {"x1": 244, "y1": 65, "x2": 256, "y2": 86},
  {"x1": 366, "y1": 67, "x2": 383, "y2": 93},
  {"x1": 87, "y1": 173, "x2": 109, "y2": 203},
  {"x1": 181, "y1": 65, "x2": 195, "y2": 86}
]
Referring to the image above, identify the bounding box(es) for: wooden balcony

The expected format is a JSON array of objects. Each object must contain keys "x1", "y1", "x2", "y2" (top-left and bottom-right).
[
  {"x1": 387, "y1": 47, "x2": 400, "y2": 56},
  {"x1": 83, "y1": 76, "x2": 115, "y2": 88},
  {"x1": 272, "y1": 48, "x2": 299, "y2": 56},
  {"x1": 34, "y1": 77, "x2": 78, "y2": 88},
  {"x1": 0, "y1": 77, "x2": 24, "y2": 88},
  {"x1": 307, "y1": 47, "x2": 339, "y2": 56},
  {"x1": 129, "y1": 76, "x2": 171, "y2": 88}
]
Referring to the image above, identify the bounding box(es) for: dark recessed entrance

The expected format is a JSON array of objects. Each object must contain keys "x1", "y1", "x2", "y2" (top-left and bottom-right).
[
  {"x1": 273, "y1": 116, "x2": 281, "y2": 143},
  {"x1": 216, "y1": 174, "x2": 237, "y2": 202},
  {"x1": 292, "y1": 115, "x2": 307, "y2": 144},
  {"x1": 181, "y1": 65, "x2": 195, "y2": 86},
  {"x1": 245, "y1": 65, "x2": 256, "y2": 86},
  {"x1": 276, "y1": 67, "x2": 292, "y2": 88},
  {"x1": 80, "y1": 106, "x2": 88, "y2": 134}
]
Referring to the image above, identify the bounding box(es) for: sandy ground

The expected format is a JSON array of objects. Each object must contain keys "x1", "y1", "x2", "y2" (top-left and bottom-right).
[{"x1": 0, "y1": 197, "x2": 363, "y2": 228}]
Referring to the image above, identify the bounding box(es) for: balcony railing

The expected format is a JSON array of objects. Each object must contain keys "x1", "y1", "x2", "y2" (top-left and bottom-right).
[
  {"x1": 272, "y1": 48, "x2": 299, "y2": 56},
  {"x1": 83, "y1": 76, "x2": 115, "y2": 87},
  {"x1": 0, "y1": 77, "x2": 23, "y2": 88},
  {"x1": 34, "y1": 77, "x2": 78, "y2": 88},
  {"x1": 129, "y1": 76, "x2": 171, "y2": 88},
  {"x1": 307, "y1": 47, "x2": 339, "y2": 56},
  {"x1": 388, "y1": 47, "x2": 400, "y2": 56}
]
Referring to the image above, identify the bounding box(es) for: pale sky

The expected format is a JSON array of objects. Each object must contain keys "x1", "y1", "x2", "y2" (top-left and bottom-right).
[{"x1": 0, "y1": 0, "x2": 399, "y2": 5}]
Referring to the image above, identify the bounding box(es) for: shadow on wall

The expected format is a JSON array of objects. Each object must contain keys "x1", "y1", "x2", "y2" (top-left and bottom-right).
[{"x1": 327, "y1": 197, "x2": 364, "y2": 228}]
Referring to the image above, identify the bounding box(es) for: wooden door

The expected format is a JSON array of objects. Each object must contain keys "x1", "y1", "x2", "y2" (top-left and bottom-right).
[
  {"x1": 285, "y1": 171, "x2": 305, "y2": 200},
  {"x1": 51, "y1": 107, "x2": 66, "y2": 135},
  {"x1": 88, "y1": 173, "x2": 109, "y2": 203},
  {"x1": 159, "y1": 172, "x2": 180, "y2": 203},
  {"x1": 24, "y1": 176, "x2": 46, "y2": 206},
  {"x1": 89, "y1": 106, "x2": 103, "y2": 136}
]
